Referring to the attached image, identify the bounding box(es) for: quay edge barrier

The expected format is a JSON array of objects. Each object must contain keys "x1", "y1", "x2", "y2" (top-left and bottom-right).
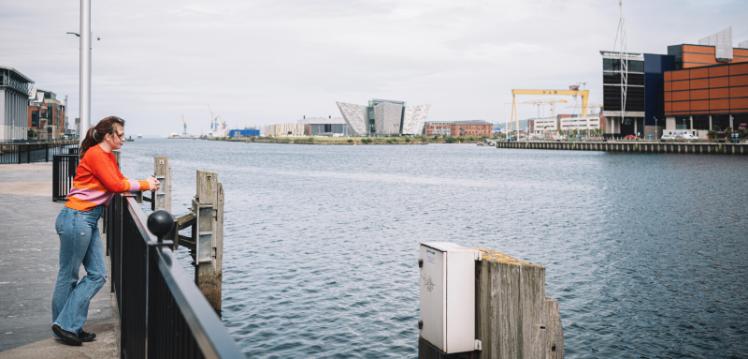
[
  {"x1": 105, "y1": 194, "x2": 244, "y2": 359},
  {"x1": 52, "y1": 153, "x2": 79, "y2": 201},
  {"x1": 0, "y1": 140, "x2": 78, "y2": 164},
  {"x1": 493, "y1": 140, "x2": 748, "y2": 155}
]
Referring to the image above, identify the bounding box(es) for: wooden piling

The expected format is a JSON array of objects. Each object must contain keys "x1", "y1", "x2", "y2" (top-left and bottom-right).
[
  {"x1": 193, "y1": 170, "x2": 224, "y2": 315},
  {"x1": 153, "y1": 156, "x2": 172, "y2": 212},
  {"x1": 476, "y1": 249, "x2": 563, "y2": 359}
]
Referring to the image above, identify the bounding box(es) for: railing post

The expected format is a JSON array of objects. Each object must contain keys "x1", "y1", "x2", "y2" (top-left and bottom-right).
[
  {"x1": 193, "y1": 170, "x2": 223, "y2": 315},
  {"x1": 153, "y1": 156, "x2": 172, "y2": 212}
]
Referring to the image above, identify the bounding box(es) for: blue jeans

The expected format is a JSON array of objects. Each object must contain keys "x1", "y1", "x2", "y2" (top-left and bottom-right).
[{"x1": 51, "y1": 206, "x2": 106, "y2": 334}]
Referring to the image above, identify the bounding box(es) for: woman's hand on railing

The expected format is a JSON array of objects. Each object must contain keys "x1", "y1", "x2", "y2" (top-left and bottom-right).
[{"x1": 147, "y1": 176, "x2": 161, "y2": 191}]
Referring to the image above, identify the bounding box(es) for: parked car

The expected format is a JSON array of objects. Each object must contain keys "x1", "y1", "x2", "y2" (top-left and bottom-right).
[
  {"x1": 661, "y1": 133, "x2": 676, "y2": 141},
  {"x1": 623, "y1": 134, "x2": 638, "y2": 140}
]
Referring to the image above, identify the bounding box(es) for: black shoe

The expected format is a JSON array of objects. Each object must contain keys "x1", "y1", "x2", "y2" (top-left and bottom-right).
[
  {"x1": 78, "y1": 330, "x2": 96, "y2": 342},
  {"x1": 52, "y1": 324, "x2": 82, "y2": 346}
]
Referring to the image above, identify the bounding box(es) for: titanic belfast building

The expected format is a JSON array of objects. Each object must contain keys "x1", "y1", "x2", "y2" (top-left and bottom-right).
[{"x1": 336, "y1": 99, "x2": 430, "y2": 136}]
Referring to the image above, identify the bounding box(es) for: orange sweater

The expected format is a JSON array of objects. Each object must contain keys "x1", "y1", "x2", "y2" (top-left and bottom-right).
[{"x1": 66, "y1": 145, "x2": 151, "y2": 211}]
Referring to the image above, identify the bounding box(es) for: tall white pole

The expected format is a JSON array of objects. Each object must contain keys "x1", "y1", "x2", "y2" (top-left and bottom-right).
[{"x1": 79, "y1": 0, "x2": 91, "y2": 144}]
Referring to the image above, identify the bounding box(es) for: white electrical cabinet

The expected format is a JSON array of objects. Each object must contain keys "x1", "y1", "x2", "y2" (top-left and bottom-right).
[{"x1": 419, "y1": 242, "x2": 480, "y2": 354}]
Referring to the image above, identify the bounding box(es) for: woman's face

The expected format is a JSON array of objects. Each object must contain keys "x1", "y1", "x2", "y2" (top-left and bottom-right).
[{"x1": 105, "y1": 124, "x2": 125, "y2": 150}]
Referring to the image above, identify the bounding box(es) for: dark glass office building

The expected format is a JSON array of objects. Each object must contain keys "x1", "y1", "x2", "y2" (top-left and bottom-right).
[
  {"x1": 643, "y1": 53, "x2": 675, "y2": 138},
  {"x1": 601, "y1": 51, "x2": 644, "y2": 137},
  {"x1": 600, "y1": 51, "x2": 674, "y2": 138}
]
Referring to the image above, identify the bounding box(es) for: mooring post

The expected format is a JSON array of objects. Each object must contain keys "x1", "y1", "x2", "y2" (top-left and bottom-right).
[
  {"x1": 193, "y1": 170, "x2": 224, "y2": 315},
  {"x1": 475, "y1": 249, "x2": 563, "y2": 359},
  {"x1": 153, "y1": 156, "x2": 172, "y2": 212},
  {"x1": 418, "y1": 246, "x2": 563, "y2": 359}
]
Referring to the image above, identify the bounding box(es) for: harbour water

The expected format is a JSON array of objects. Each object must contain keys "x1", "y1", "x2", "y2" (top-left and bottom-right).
[{"x1": 120, "y1": 139, "x2": 748, "y2": 358}]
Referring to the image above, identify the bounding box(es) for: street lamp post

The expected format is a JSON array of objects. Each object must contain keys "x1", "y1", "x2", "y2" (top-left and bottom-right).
[{"x1": 79, "y1": 0, "x2": 91, "y2": 144}]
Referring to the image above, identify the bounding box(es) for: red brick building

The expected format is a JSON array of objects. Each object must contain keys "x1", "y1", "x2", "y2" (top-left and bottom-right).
[
  {"x1": 423, "y1": 121, "x2": 492, "y2": 137},
  {"x1": 27, "y1": 89, "x2": 66, "y2": 139}
]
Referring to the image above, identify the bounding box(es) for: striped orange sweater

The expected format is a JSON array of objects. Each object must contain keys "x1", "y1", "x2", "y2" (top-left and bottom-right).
[{"x1": 66, "y1": 144, "x2": 151, "y2": 211}]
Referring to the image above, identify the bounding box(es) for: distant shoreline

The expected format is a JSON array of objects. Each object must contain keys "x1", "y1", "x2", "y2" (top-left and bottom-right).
[{"x1": 210, "y1": 136, "x2": 490, "y2": 145}]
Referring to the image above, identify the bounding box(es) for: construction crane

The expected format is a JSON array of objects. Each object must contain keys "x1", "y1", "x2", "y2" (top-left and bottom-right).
[
  {"x1": 518, "y1": 99, "x2": 569, "y2": 118},
  {"x1": 509, "y1": 88, "x2": 590, "y2": 140}
]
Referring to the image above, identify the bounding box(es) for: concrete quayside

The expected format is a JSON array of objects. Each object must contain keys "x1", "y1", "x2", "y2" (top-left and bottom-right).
[{"x1": 494, "y1": 140, "x2": 748, "y2": 155}]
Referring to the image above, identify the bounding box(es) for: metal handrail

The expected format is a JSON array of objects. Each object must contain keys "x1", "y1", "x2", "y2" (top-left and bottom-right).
[
  {"x1": 52, "y1": 154, "x2": 78, "y2": 201},
  {"x1": 153, "y1": 244, "x2": 242, "y2": 358},
  {"x1": 1, "y1": 142, "x2": 78, "y2": 164},
  {"x1": 107, "y1": 194, "x2": 244, "y2": 358}
]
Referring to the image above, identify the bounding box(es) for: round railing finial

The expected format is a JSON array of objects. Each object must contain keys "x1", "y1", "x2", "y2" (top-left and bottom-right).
[{"x1": 147, "y1": 210, "x2": 174, "y2": 240}]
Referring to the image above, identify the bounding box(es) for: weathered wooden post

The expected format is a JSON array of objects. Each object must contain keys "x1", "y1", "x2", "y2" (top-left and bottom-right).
[
  {"x1": 153, "y1": 156, "x2": 172, "y2": 211},
  {"x1": 418, "y1": 245, "x2": 563, "y2": 359},
  {"x1": 476, "y1": 249, "x2": 563, "y2": 359},
  {"x1": 193, "y1": 170, "x2": 224, "y2": 315}
]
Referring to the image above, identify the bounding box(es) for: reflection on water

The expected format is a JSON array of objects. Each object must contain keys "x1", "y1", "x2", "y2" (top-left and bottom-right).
[{"x1": 121, "y1": 139, "x2": 748, "y2": 358}]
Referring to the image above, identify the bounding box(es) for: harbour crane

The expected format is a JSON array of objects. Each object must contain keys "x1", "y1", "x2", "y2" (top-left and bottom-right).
[
  {"x1": 518, "y1": 99, "x2": 569, "y2": 118},
  {"x1": 509, "y1": 88, "x2": 590, "y2": 140}
]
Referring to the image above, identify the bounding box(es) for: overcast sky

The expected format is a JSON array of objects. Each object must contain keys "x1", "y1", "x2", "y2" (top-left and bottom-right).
[{"x1": 2, "y1": 0, "x2": 747, "y2": 136}]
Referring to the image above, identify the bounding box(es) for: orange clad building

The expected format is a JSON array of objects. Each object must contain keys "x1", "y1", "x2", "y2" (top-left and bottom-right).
[
  {"x1": 664, "y1": 57, "x2": 748, "y2": 133},
  {"x1": 667, "y1": 44, "x2": 748, "y2": 69}
]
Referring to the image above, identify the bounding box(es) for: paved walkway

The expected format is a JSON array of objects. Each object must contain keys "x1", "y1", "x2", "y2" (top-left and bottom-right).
[{"x1": 0, "y1": 163, "x2": 118, "y2": 358}]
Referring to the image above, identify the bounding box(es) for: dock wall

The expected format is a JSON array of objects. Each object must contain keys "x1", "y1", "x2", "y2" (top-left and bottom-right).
[{"x1": 495, "y1": 141, "x2": 748, "y2": 155}]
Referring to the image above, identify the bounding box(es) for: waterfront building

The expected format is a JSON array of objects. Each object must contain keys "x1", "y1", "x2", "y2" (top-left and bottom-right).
[
  {"x1": 228, "y1": 128, "x2": 260, "y2": 138},
  {"x1": 559, "y1": 116, "x2": 601, "y2": 133},
  {"x1": 600, "y1": 51, "x2": 675, "y2": 139},
  {"x1": 262, "y1": 123, "x2": 305, "y2": 137},
  {"x1": 667, "y1": 43, "x2": 748, "y2": 69},
  {"x1": 603, "y1": 32, "x2": 748, "y2": 140},
  {"x1": 0, "y1": 66, "x2": 33, "y2": 142},
  {"x1": 300, "y1": 116, "x2": 351, "y2": 136},
  {"x1": 27, "y1": 89, "x2": 66, "y2": 140},
  {"x1": 423, "y1": 120, "x2": 492, "y2": 137},
  {"x1": 600, "y1": 51, "x2": 644, "y2": 138},
  {"x1": 664, "y1": 60, "x2": 748, "y2": 137},
  {"x1": 528, "y1": 114, "x2": 600, "y2": 137},
  {"x1": 528, "y1": 117, "x2": 558, "y2": 135},
  {"x1": 336, "y1": 99, "x2": 430, "y2": 136}
]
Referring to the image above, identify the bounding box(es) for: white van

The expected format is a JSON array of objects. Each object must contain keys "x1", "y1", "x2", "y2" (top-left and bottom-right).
[
  {"x1": 678, "y1": 132, "x2": 698, "y2": 141},
  {"x1": 661, "y1": 129, "x2": 698, "y2": 141}
]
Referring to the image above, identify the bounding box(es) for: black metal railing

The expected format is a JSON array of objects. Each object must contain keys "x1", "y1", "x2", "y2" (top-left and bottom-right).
[
  {"x1": 0, "y1": 140, "x2": 78, "y2": 164},
  {"x1": 105, "y1": 194, "x2": 244, "y2": 359},
  {"x1": 52, "y1": 154, "x2": 79, "y2": 201}
]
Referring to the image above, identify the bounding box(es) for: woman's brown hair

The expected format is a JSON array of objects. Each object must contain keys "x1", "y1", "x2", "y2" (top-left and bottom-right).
[{"x1": 80, "y1": 116, "x2": 126, "y2": 158}]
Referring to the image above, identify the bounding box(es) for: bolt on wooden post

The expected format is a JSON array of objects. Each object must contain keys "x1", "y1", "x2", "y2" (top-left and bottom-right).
[
  {"x1": 153, "y1": 156, "x2": 172, "y2": 212},
  {"x1": 193, "y1": 170, "x2": 224, "y2": 315}
]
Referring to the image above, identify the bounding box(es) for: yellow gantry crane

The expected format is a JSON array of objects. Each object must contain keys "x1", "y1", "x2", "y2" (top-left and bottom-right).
[{"x1": 509, "y1": 87, "x2": 590, "y2": 139}]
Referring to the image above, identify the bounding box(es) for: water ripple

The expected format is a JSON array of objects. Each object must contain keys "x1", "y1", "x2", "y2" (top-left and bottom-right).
[{"x1": 121, "y1": 140, "x2": 748, "y2": 358}]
